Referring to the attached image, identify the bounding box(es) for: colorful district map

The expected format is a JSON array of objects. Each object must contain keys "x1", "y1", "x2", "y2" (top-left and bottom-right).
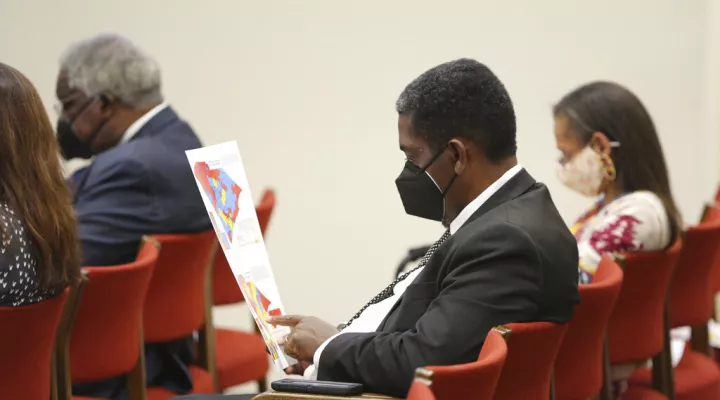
[
  {"x1": 237, "y1": 274, "x2": 285, "y2": 362},
  {"x1": 186, "y1": 142, "x2": 295, "y2": 369},
  {"x1": 193, "y1": 162, "x2": 242, "y2": 246},
  {"x1": 245, "y1": 279, "x2": 283, "y2": 323}
]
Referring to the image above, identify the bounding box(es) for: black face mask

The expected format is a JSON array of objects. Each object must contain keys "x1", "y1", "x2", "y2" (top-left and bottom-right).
[
  {"x1": 395, "y1": 148, "x2": 458, "y2": 221},
  {"x1": 57, "y1": 120, "x2": 93, "y2": 160},
  {"x1": 56, "y1": 97, "x2": 102, "y2": 160}
]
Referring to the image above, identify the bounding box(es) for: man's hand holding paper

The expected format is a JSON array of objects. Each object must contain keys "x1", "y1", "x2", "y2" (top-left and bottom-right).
[{"x1": 270, "y1": 315, "x2": 339, "y2": 363}]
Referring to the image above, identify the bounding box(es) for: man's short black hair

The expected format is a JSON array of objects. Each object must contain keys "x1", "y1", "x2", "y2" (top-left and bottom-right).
[{"x1": 396, "y1": 58, "x2": 517, "y2": 162}]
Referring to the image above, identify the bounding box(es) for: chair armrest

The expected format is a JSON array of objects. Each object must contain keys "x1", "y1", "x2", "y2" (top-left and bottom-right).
[{"x1": 252, "y1": 392, "x2": 400, "y2": 400}]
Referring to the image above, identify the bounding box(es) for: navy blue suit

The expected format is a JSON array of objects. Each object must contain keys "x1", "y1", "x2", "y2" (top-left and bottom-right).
[{"x1": 71, "y1": 107, "x2": 211, "y2": 399}]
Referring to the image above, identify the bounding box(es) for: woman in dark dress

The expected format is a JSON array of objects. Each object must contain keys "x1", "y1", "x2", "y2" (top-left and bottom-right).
[{"x1": 0, "y1": 62, "x2": 81, "y2": 306}]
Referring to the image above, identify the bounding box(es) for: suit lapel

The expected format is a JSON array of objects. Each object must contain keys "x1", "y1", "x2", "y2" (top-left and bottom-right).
[
  {"x1": 72, "y1": 166, "x2": 93, "y2": 204},
  {"x1": 376, "y1": 259, "x2": 435, "y2": 331}
]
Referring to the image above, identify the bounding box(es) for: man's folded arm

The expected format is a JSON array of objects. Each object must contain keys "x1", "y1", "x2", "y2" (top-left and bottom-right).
[{"x1": 316, "y1": 222, "x2": 542, "y2": 397}]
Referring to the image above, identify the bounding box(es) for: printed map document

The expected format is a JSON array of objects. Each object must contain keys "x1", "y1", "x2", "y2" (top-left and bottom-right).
[{"x1": 186, "y1": 141, "x2": 296, "y2": 369}]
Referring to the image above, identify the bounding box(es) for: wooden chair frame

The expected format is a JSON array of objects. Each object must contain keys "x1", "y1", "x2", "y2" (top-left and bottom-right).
[
  {"x1": 53, "y1": 270, "x2": 89, "y2": 400},
  {"x1": 197, "y1": 239, "x2": 221, "y2": 392}
]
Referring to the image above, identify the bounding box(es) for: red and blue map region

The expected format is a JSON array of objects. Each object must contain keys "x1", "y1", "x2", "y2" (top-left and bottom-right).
[{"x1": 193, "y1": 162, "x2": 242, "y2": 243}]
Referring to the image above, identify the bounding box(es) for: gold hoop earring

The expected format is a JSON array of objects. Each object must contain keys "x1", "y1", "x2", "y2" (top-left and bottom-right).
[{"x1": 600, "y1": 153, "x2": 616, "y2": 181}]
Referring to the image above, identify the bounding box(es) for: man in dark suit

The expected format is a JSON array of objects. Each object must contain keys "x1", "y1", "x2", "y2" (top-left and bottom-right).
[
  {"x1": 173, "y1": 58, "x2": 579, "y2": 400},
  {"x1": 55, "y1": 34, "x2": 211, "y2": 399}
]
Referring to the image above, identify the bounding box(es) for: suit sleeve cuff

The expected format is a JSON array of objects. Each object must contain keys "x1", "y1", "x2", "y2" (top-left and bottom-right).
[{"x1": 315, "y1": 332, "x2": 344, "y2": 366}]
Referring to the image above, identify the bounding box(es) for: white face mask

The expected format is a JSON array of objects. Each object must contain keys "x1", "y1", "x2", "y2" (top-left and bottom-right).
[{"x1": 556, "y1": 146, "x2": 608, "y2": 197}]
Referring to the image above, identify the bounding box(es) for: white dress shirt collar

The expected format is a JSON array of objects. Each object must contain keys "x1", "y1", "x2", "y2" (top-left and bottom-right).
[
  {"x1": 120, "y1": 102, "x2": 169, "y2": 144},
  {"x1": 449, "y1": 164, "x2": 523, "y2": 234}
]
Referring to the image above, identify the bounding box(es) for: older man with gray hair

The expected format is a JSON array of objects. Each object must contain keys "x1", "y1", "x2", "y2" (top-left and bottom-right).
[{"x1": 55, "y1": 33, "x2": 211, "y2": 399}]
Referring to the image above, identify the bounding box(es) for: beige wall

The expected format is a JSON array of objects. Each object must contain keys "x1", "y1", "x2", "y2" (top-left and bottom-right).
[
  {"x1": 712, "y1": 0, "x2": 720, "y2": 178},
  {"x1": 0, "y1": 0, "x2": 716, "y2": 360}
]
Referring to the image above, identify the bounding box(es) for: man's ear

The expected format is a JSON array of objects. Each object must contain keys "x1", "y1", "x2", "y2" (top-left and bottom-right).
[
  {"x1": 98, "y1": 94, "x2": 118, "y2": 117},
  {"x1": 590, "y1": 132, "x2": 613, "y2": 156},
  {"x1": 448, "y1": 139, "x2": 469, "y2": 174}
]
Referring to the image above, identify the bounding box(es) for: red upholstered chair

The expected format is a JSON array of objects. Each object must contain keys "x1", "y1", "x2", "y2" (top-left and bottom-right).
[
  {"x1": 412, "y1": 327, "x2": 508, "y2": 400},
  {"x1": 493, "y1": 322, "x2": 568, "y2": 399},
  {"x1": 211, "y1": 189, "x2": 275, "y2": 391},
  {"x1": 145, "y1": 231, "x2": 219, "y2": 400},
  {"x1": 700, "y1": 204, "x2": 720, "y2": 296},
  {"x1": 702, "y1": 204, "x2": 720, "y2": 223},
  {"x1": 554, "y1": 256, "x2": 624, "y2": 400},
  {"x1": 604, "y1": 240, "x2": 681, "y2": 399},
  {"x1": 0, "y1": 287, "x2": 70, "y2": 400},
  {"x1": 407, "y1": 380, "x2": 436, "y2": 400},
  {"x1": 252, "y1": 327, "x2": 508, "y2": 400},
  {"x1": 55, "y1": 238, "x2": 159, "y2": 400},
  {"x1": 624, "y1": 388, "x2": 672, "y2": 400},
  {"x1": 629, "y1": 220, "x2": 720, "y2": 399}
]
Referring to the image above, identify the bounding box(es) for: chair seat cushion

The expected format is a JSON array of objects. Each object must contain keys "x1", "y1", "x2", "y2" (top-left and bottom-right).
[
  {"x1": 215, "y1": 328, "x2": 269, "y2": 389},
  {"x1": 629, "y1": 350, "x2": 720, "y2": 399},
  {"x1": 147, "y1": 365, "x2": 215, "y2": 400},
  {"x1": 622, "y1": 386, "x2": 668, "y2": 400}
]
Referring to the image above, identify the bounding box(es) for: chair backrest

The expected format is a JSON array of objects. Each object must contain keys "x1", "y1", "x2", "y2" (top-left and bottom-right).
[
  {"x1": 606, "y1": 239, "x2": 681, "y2": 364},
  {"x1": 702, "y1": 204, "x2": 720, "y2": 296},
  {"x1": 702, "y1": 203, "x2": 720, "y2": 224},
  {"x1": 554, "y1": 256, "x2": 624, "y2": 400},
  {"x1": 67, "y1": 239, "x2": 158, "y2": 383},
  {"x1": 418, "y1": 328, "x2": 508, "y2": 400},
  {"x1": 0, "y1": 288, "x2": 69, "y2": 400},
  {"x1": 213, "y1": 189, "x2": 276, "y2": 306},
  {"x1": 669, "y1": 219, "x2": 720, "y2": 328},
  {"x1": 493, "y1": 322, "x2": 568, "y2": 399},
  {"x1": 145, "y1": 231, "x2": 217, "y2": 342},
  {"x1": 256, "y1": 189, "x2": 276, "y2": 235}
]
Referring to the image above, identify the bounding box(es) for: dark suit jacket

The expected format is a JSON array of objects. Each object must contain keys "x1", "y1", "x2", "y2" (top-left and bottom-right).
[
  {"x1": 317, "y1": 169, "x2": 580, "y2": 397},
  {"x1": 71, "y1": 107, "x2": 211, "y2": 399},
  {"x1": 73, "y1": 106, "x2": 211, "y2": 266}
]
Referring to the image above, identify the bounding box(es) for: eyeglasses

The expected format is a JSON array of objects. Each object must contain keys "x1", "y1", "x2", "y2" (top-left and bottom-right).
[{"x1": 54, "y1": 94, "x2": 97, "y2": 122}]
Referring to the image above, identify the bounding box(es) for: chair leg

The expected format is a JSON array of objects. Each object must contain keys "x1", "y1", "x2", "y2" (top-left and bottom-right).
[
  {"x1": 257, "y1": 377, "x2": 268, "y2": 393},
  {"x1": 599, "y1": 338, "x2": 613, "y2": 400},
  {"x1": 690, "y1": 324, "x2": 711, "y2": 357},
  {"x1": 652, "y1": 303, "x2": 676, "y2": 400},
  {"x1": 549, "y1": 370, "x2": 556, "y2": 400},
  {"x1": 254, "y1": 317, "x2": 268, "y2": 393},
  {"x1": 51, "y1": 349, "x2": 59, "y2": 400},
  {"x1": 127, "y1": 326, "x2": 147, "y2": 400}
]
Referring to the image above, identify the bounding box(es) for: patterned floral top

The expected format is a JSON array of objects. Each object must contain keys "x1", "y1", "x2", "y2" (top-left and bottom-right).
[
  {"x1": 572, "y1": 191, "x2": 671, "y2": 284},
  {"x1": 0, "y1": 202, "x2": 55, "y2": 306}
]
